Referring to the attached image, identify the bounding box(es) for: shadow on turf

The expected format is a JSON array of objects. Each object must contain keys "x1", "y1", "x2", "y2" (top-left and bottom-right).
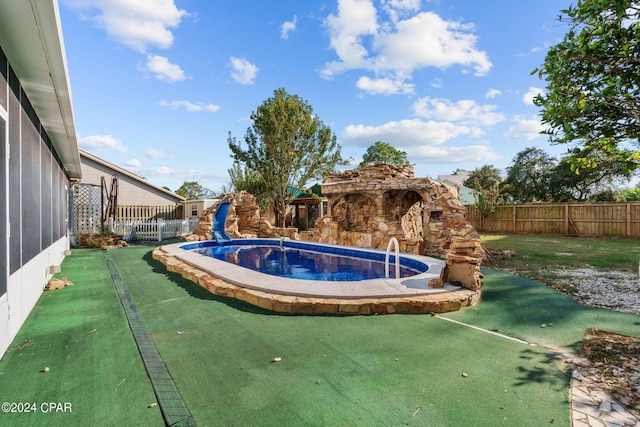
[
  {"x1": 142, "y1": 250, "x2": 291, "y2": 316},
  {"x1": 139, "y1": 247, "x2": 640, "y2": 332},
  {"x1": 514, "y1": 347, "x2": 572, "y2": 391},
  {"x1": 141, "y1": 248, "x2": 578, "y2": 397}
]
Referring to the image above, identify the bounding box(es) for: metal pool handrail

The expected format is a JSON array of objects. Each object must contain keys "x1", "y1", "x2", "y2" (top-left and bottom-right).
[{"x1": 385, "y1": 237, "x2": 400, "y2": 279}]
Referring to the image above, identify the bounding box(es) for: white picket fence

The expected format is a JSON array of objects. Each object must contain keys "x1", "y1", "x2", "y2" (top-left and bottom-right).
[{"x1": 108, "y1": 218, "x2": 199, "y2": 242}]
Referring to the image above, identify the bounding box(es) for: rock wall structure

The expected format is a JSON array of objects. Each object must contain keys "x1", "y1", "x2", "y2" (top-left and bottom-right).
[
  {"x1": 302, "y1": 164, "x2": 484, "y2": 291},
  {"x1": 192, "y1": 191, "x2": 299, "y2": 241},
  {"x1": 190, "y1": 165, "x2": 483, "y2": 292}
]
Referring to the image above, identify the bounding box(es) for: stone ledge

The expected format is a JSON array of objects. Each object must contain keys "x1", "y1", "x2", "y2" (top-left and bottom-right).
[{"x1": 152, "y1": 247, "x2": 480, "y2": 315}]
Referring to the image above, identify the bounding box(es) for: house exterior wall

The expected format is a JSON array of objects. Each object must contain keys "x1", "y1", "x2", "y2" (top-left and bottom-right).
[
  {"x1": 80, "y1": 155, "x2": 182, "y2": 206},
  {"x1": 186, "y1": 199, "x2": 219, "y2": 219},
  {"x1": 0, "y1": 46, "x2": 71, "y2": 357}
]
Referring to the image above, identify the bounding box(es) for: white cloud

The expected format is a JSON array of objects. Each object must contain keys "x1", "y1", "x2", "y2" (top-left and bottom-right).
[
  {"x1": 136, "y1": 166, "x2": 229, "y2": 184},
  {"x1": 343, "y1": 119, "x2": 477, "y2": 147},
  {"x1": 406, "y1": 144, "x2": 501, "y2": 164},
  {"x1": 382, "y1": 0, "x2": 421, "y2": 22},
  {"x1": 62, "y1": 0, "x2": 188, "y2": 52},
  {"x1": 140, "y1": 55, "x2": 185, "y2": 82},
  {"x1": 412, "y1": 97, "x2": 505, "y2": 126},
  {"x1": 148, "y1": 166, "x2": 175, "y2": 175},
  {"x1": 229, "y1": 57, "x2": 259, "y2": 85},
  {"x1": 486, "y1": 88, "x2": 502, "y2": 99},
  {"x1": 383, "y1": 0, "x2": 421, "y2": 9},
  {"x1": 343, "y1": 118, "x2": 500, "y2": 164},
  {"x1": 356, "y1": 76, "x2": 414, "y2": 95},
  {"x1": 374, "y1": 12, "x2": 492, "y2": 76},
  {"x1": 159, "y1": 100, "x2": 220, "y2": 112},
  {"x1": 523, "y1": 86, "x2": 544, "y2": 105},
  {"x1": 123, "y1": 158, "x2": 141, "y2": 168},
  {"x1": 322, "y1": 2, "x2": 492, "y2": 85},
  {"x1": 504, "y1": 116, "x2": 545, "y2": 140},
  {"x1": 143, "y1": 148, "x2": 172, "y2": 159},
  {"x1": 281, "y1": 15, "x2": 298, "y2": 40},
  {"x1": 79, "y1": 134, "x2": 128, "y2": 153},
  {"x1": 322, "y1": 0, "x2": 379, "y2": 77}
]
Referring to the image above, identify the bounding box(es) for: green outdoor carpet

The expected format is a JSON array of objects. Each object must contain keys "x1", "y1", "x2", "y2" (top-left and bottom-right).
[
  {"x1": 0, "y1": 249, "x2": 163, "y2": 427},
  {"x1": 442, "y1": 268, "x2": 640, "y2": 352},
  {"x1": 2, "y1": 244, "x2": 639, "y2": 426},
  {"x1": 103, "y1": 249, "x2": 195, "y2": 427},
  {"x1": 110, "y1": 246, "x2": 573, "y2": 426}
]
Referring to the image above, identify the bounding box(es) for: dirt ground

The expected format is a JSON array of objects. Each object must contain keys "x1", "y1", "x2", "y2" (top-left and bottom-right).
[{"x1": 576, "y1": 328, "x2": 640, "y2": 414}]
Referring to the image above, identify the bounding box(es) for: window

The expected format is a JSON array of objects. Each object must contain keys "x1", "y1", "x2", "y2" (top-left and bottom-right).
[{"x1": 191, "y1": 204, "x2": 198, "y2": 217}]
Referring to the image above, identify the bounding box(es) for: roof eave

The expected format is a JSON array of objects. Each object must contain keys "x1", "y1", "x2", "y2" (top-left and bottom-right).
[
  {"x1": 79, "y1": 149, "x2": 186, "y2": 202},
  {"x1": 0, "y1": 0, "x2": 82, "y2": 178}
]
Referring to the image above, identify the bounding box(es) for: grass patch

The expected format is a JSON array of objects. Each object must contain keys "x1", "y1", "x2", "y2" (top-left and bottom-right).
[{"x1": 480, "y1": 233, "x2": 640, "y2": 292}]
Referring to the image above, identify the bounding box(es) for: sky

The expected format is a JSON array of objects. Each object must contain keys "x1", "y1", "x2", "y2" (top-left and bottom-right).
[{"x1": 58, "y1": 0, "x2": 574, "y2": 194}]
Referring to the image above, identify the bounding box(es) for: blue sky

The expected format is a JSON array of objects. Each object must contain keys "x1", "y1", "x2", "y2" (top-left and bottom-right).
[{"x1": 59, "y1": 0, "x2": 571, "y2": 193}]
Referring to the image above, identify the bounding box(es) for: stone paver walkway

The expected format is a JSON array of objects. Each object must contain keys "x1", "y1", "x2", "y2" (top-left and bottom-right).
[{"x1": 571, "y1": 369, "x2": 640, "y2": 427}]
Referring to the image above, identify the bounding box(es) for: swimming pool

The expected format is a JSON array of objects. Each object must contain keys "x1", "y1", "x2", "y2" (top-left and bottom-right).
[
  {"x1": 154, "y1": 238, "x2": 479, "y2": 314},
  {"x1": 184, "y1": 239, "x2": 426, "y2": 281}
]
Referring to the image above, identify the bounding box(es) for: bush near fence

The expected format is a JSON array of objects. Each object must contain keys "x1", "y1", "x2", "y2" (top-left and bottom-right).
[{"x1": 466, "y1": 202, "x2": 640, "y2": 237}]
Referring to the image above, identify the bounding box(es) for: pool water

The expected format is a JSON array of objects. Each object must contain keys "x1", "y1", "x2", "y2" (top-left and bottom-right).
[{"x1": 194, "y1": 245, "x2": 422, "y2": 281}]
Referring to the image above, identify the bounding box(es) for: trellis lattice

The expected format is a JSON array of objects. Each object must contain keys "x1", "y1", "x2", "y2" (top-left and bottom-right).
[{"x1": 70, "y1": 183, "x2": 104, "y2": 240}]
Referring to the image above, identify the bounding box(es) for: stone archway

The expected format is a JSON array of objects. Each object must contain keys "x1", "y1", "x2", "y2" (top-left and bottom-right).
[{"x1": 383, "y1": 190, "x2": 423, "y2": 222}]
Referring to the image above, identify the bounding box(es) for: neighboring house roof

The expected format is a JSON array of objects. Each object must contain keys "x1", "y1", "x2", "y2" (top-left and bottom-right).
[
  {"x1": 437, "y1": 171, "x2": 475, "y2": 205},
  {"x1": 437, "y1": 171, "x2": 471, "y2": 188},
  {"x1": 0, "y1": 0, "x2": 81, "y2": 178},
  {"x1": 79, "y1": 149, "x2": 185, "y2": 202},
  {"x1": 288, "y1": 184, "x2": 325, "y2": 200}
]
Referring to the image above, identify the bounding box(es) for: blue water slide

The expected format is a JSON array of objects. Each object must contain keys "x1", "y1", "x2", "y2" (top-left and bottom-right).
[{"x1": 212, "y1": 201, "x2": 232, "y2": 242}]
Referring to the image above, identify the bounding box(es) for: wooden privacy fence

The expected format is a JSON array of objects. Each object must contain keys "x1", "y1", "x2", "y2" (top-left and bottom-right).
[{"x1": 465, "y1": 202, "x2": 640, "y2": 237}]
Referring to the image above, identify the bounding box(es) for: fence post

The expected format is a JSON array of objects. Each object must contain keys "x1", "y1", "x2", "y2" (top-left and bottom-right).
[
  {"x1": 131, "y1": 218, "x2": 136, "y2": 240},
  {"x1": 157, "y1": 218, "x2": 163, "y2": 241}
]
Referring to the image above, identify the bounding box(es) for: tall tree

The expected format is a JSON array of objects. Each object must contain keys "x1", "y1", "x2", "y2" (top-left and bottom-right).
[
  {"x1": 503, "y1": 147, "x2": 557, "y2": 203},
  {"x1": 548, "y1": 148, "x2": 633, "y2": 201},
  {"x1": 226, "y1": 162, "x2": 269, "y2": 211},
  {"x1": 228, "y1": 88, "x2": 344, "y2": 226},
  {"x1": 175, "y1": 181, "x2": 204, "y2": 199},
  {"x1": 463, "y1": 165, "x2": 502, "y2": 190},
  {"x1": 359, "y1": 141, "x2": 410, "y2": 167},
  {"x1": 533, "y1": 0, "x2": 640, "y2": 172}
]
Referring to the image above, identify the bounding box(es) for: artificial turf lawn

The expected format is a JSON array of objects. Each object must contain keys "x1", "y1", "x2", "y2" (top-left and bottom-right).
[
  {"x1": 0, "y1": 249, "x2": 163, "y2": 427},
  {"x1": 444, "y1": 268, "x2": 640, "y2": 352},
  {"x1": 2, "y1": 244, "x2": 639, "y2": 426},
  {"x1": 112, "y1": 246, "x2": 571, "y2": 426}
]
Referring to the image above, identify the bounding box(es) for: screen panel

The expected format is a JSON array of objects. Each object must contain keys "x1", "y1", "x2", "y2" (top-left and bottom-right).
[
  {"x1": 0, "y1": 47, "x2": 7, "y2": 111},
  {"x1": 8, "y1": 82, "x2": 20, "y2": 275},
  {"x1": 40, "y1": 140, "x2": 52, "y2": 247},
  {"x1": 20, "y1": 109, "x2": 41, "y2": 264},
  {"x1": 0, "y1": 116, "x2": 7, "y2": 296}
]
